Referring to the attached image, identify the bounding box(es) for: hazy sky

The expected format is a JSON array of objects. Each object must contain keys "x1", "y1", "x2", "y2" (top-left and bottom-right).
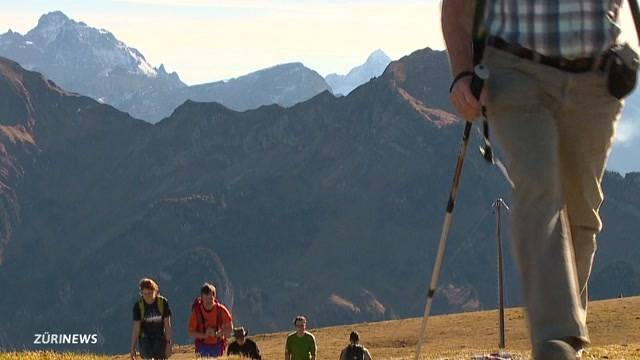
[{"x1": 0, "y1": 0, "x2": 448, "y2": 85}]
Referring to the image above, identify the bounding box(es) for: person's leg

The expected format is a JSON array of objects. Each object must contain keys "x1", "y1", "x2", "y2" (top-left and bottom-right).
[
  {"x1": 140, "y1": 338, "x2": 167, "y2": 359},
  {"x1": 556, "y1": 70, "x2": 623, "y2": 333},
  {"x1": 484, "y1": 48, "x2": 586, "y2": 353},
  {"x1": 151, "y1": 338, "x2": 167, "y2": 359},
  {"x1": 195, "y1": 343, "x2": 207, "y2": 358},
  {"x1": 138, "y1": 338, "x2": 153, "y2": 359}
]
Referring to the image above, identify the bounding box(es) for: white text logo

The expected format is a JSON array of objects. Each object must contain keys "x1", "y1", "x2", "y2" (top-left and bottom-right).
[{"x1": 33, "y1": 332, "x2": 99, "y2": 345}]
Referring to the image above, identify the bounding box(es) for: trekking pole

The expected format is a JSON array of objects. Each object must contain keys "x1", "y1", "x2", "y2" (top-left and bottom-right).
[
  {"x1": 413, "y1": 65, "x2": 489, "y2": 360},
  {"x1": 414, "y1": 3, "x2": 488, "y2": 359},
  {"x1": 628, "y1": 0, "x2": 640, "y2": 45},
  {"x1": 493, "y1": 198, "x2": 510, "y2": 352}
]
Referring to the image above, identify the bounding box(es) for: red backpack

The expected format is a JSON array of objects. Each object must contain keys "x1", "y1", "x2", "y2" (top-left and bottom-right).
[{"x1": 192, "y1": 297, "x2": 226, "y2": 349}]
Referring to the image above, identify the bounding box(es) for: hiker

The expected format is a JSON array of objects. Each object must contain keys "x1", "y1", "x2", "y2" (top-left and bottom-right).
[
  {"x1": 227, "y1": 326, "x2": 262, "y2": 359},
  {"x1": 285, "y1": 315, "x2": 317, "y2": 360},
  {"x1": 442, "y1": 0, "x2": 631, "y2": 359},
  {"x1": 339, "y1": 331, "x2": 373, "y2": 360},
  {"x1": 130, "y1": 278, "x2": 173, "y2": 360},
  {"x1": 188, "y1": 282, "x2": 233, "y2": 357}
]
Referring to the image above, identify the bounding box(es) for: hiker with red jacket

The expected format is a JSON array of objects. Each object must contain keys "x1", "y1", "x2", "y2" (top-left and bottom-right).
[
  {"x1": 130, "y1": 277, "x2": 173, "y2": 360},
  {"x1": 188, "y1": 282, "x2": 233, "y2": 357}
]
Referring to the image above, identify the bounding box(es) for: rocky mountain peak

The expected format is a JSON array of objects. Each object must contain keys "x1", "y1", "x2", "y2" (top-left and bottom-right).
[
  {"x1": 36, "y1": 11, "x2": 70, "y2": 27},
  {"x1": 366, "y1": 49, "x2": 391, "y2": 64},
  {"x1": 30, "y1": 11, "x2": 72, "y2": 44},
  {"x1": 325, "y1": 49, "x2": 393, "y2": 96}
]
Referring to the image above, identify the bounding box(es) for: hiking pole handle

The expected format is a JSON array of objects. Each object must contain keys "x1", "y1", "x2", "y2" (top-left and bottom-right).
[
  {"x1": 470, "y1": 64, "x2": 494, "y2": 164},
  {"x1": 448, "y1": 65, "x2": 489, "y2": 211},
  {"x1": 470, "y1": 64, "x2": 489, "y2": 100}
]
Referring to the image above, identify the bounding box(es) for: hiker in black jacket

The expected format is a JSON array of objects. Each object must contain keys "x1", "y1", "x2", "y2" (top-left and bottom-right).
[
  {"x1": 339, "y1": 331, "x2": 372, "y2": 360},
  {"x1": 227, "y1": 326, "x2": 262, "y2": 359}
]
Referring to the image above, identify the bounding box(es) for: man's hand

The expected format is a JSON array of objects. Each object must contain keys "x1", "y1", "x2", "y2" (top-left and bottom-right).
[
  {"x1": 205, "y1": 328, "x2": 217, "y2": 338},
  {"x1": 129, "y1": 349, "x2": 137, "y2": 360},
  {"x1": 450, "y1": 76, "x2": 485, "y2": 121}
]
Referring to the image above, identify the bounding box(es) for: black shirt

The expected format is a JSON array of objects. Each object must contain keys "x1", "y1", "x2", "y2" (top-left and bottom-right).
[
  {"x1": 227, "y1": 338, "x2": 261, "y2": 359},
  {"x1": 132, "y1": 297, "x2": 171, "y2": 339}
]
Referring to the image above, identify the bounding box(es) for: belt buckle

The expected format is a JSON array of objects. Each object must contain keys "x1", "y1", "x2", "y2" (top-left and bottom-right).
[{"x1": 532, "y1": 52, "x2": 542, "y2": 64}]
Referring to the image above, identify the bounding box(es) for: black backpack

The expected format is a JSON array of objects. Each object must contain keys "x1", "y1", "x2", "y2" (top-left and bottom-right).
[{"x1": 345, "y1": 344, "x2": 364, "y2": 360}]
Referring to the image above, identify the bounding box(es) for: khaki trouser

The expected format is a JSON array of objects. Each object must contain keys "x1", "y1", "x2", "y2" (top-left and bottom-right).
[{"x1": 483, "y1": 46, "x2": 623, "y2": 348}]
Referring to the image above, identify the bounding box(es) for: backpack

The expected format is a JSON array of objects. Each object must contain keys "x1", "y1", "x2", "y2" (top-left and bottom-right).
[
  {"x1": 192, "y1": 297, "x2": 226, "y2": 348},
  {"x1": 345, "y1": 344, "x2": 365, "y2": 360},
  {"x1": 138, "y1": 295, "x2": 166, "y2": 320}
]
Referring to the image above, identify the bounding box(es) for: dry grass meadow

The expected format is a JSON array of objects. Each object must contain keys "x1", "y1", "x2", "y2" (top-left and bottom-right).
[{"x1": 2, "y1": 296, "x2": 639, "y2": 360}]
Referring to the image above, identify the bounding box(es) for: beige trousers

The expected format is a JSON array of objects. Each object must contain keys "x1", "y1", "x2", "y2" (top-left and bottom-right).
[{"x1": 483, "y1": 46, "x2": 623, "y2": 347}]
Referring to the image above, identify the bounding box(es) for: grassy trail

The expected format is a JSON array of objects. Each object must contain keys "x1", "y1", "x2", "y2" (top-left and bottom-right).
[{"x1": 2, "y1": 296, "x2": 639, "y2": 359}]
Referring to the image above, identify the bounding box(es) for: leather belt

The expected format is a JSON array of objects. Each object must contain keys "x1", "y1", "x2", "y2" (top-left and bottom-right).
[{"x1": 487, "y1": 36, "x2": 608, "y2": 73}]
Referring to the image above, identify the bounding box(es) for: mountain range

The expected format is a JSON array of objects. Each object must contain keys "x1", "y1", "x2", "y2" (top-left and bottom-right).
[
  {"x1": 0, "y1": 44, "x2": 638, "y2": 354},
  {"x1": 5, "y1": 11, "x2": 635, "y2": 173},
  {"x1": 0, "y1": 12, "x2": 390, "y2": 123},
  {"x1": 123, "y1": 61, "x2": 331, "y2": 122}
]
